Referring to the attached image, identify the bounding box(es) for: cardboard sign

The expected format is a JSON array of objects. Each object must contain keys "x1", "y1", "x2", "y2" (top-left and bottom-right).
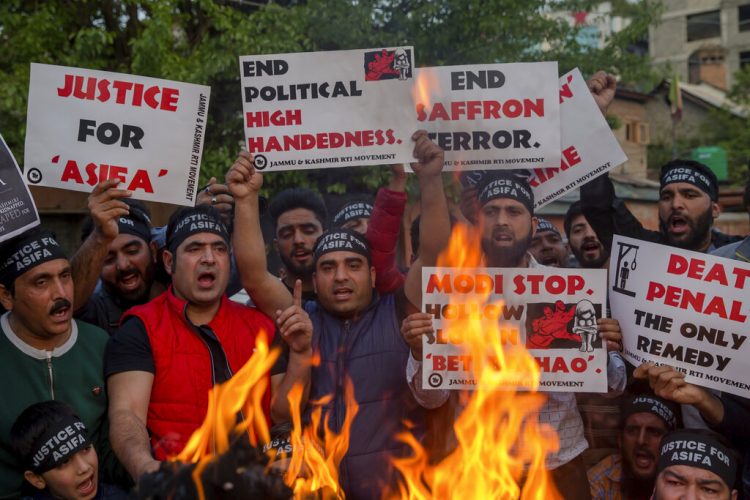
[
  {"x1": 25, "y1": 63, "x2": 210, "y2": 206},
  {"x1": 609, "y1": 235, "x2": 750, "y2": 399},
  {"x1": 528, "y1": 68, "x2": 627, "y2": 209},
  {"x1": 0, "y1": 134, "x2": 40, "y2": 241},
  {"x1": 239, "y1": 48, "x2": 416, "y2": 171},
  {"x1": 422, "y1": 266, "x2": 608, "y2": 392},
  {"x1": 458, "y1": 68, "x2": 626, "y2": 209},
  {"x1": 414, "y1": 62, "x2": 561, "y2": 170}
]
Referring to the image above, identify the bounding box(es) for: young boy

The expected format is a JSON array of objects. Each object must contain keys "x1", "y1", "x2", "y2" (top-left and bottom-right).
[{"x1": 10, "y1": 401, "x2": 126, "y2": 499}]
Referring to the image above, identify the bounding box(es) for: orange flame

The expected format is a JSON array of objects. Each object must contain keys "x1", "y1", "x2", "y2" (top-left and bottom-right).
[
  {"x1": 411, "y1": 68, "x2": 440, "y2": 113},
  {"x1": 391, "y1": 224, "x2": 562, "y2": 499},
  {"x1": 283, "y1": 380, "x2": 359, "y2": 499},
  {"x1": 173, "y1": 331, "x2": 359, "y2": 500}
]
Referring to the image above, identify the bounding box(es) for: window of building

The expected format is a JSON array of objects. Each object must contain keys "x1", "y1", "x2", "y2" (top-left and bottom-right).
[
  {"x1": 741, "y1": 50, "x2": 750, "y2": 69},
  {"x1": 687, "y1": 10, "x2": 721, "y2": 41},
  {"x1": 740, "y1": 4, "x2": 750, "y2": 32},
  {"x1": 625, "y1": 122, "x2": 650, "y2": 145}
]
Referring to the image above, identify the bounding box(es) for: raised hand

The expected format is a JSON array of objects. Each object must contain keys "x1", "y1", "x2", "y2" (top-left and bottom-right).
[
  {"x1": 197, "y1": 177, "x2": 235, "y2": 222},
  {"x1": 88, "y1": 179, "x2": 131, "y2": 241},
  {"x1": 587, "y1": 71, "x2": 616, "y2": 116},
  {"x1": 410, "y1": 130, "x2": 444, "y2": 179},
  {"x1": 225, "y1": 151, "x2": 263, "y2": 201},
  {"x1": 275, "y1": 279, "x2": 312, "y2": 355}
]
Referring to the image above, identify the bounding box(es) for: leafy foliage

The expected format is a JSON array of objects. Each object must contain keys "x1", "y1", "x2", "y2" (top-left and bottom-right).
[{"x1": 1, "y1": 0, "x2": 658, "y2": 199}]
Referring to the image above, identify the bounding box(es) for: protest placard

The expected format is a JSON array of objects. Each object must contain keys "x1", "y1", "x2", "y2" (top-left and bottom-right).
[
  {"x1": 609, "y1": 235, "x2": 750, "y2": 399},
  {"x1": 0, "y1": 134, "x2": 40, "y2": 242},
  {"x1": 458, "y1": 68, "x2": 626, "y2": 208},
  {"x1": 422, "y1": 266, "x2": 608, "y2": 392},
  {"x1": 25, "y1": 63, "x2": 210, "y2": 206},
  {"x1": 239, "y1": 48, "x2": 416, "y2": 171},
  {"x1": 414, "y1": 62, "x2": 560, "y2": 170}
]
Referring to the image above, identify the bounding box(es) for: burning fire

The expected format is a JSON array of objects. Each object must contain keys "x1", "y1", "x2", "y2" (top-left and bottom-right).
[
  {"x1": 171, "y1": 224, "x2": 561, "y2": 499},
  {"x1": 284, "y1": 380, "x2": 358, "y2": 499},
  {"x1": 411, "y1": 68, "x2": 440, "y2": 113},
  {"x1": 391, "y1": 224, "x2": 562, "y2": 499},
  {"x1": 173, "y1": 333, "x2": 359, "y2": 500}
]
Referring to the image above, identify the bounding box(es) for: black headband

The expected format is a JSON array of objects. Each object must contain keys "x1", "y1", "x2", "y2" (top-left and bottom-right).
[
  {"x1": 313, "y1": 229, "x2": 371, "y2": 265},
  {"x1": 658, "y1": 430, "x2": 738, "y2": 489},
  {"x1": 28, "y1": 414, "x2": 89, "y2": 474},
  {"x1": 167, "y1": 211, "x2": 230, "y2": 254},
  {"x1": 477, "y1": 173, "x2": 534, "y2": 214},
  {"x1": 117, "y1": 213, "x2": 151, "y2": 243},
  {"x1": 332, "y1": 202, "x2": 373, "y2": 227},
  {"x1": 535, "y1": 218, "x2": 560, "y2": 236},
  {"x1": 0, "y1": 230, "x2": 67, "y2": 287},
  {"x1": 621, "y1": 395, "x2": 677, "y2": 431},
  {"x1": 660, "y1": 164, "x2": 718, "y2": 201}
]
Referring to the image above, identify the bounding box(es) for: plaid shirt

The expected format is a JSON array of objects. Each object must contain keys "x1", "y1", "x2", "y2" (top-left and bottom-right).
[{"x1": 587, "y1": 453, "x2": 622, "y2": 500}]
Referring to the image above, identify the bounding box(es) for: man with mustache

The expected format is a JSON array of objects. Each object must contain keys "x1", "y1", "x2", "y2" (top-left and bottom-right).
[
  {"x1": 579, "y1": 74, "x2": 740, "y2": 256},
  {"x1": 0, "y1": 229, "x2": 124, "y2": 496},
  {"x1": 104, "y1": 198, "x2": 308, "y2": 481},
  {"x1": 403, "y1": 171, "x2": 625, "y2": 499},
  {"x1": 588, "y1": 394, "x2": 678, "y2": 500},
  {"x1": 72, "y1": 179, "x2": 238, "y2": 335},
  {"x1": 268, "y1": 188, "x2": 327, "y2": 302},
  {"x1": 75, "y1": 194, "x2": 160, "y2": 335},
  {"x1": 565, "y1": 201, "x2": 610, "y2": 270},
  {"x1": 529, "y1": 218, "x2": 569, "y2": 267}
]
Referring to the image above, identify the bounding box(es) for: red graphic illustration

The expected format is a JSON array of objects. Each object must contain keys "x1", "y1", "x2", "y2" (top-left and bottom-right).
[
  {"x1": 366, "y1": 49, "x2": 400, "y2": 81},
  {"x1": 527, "y1": 300, "x2": 579, "y2": 348}
]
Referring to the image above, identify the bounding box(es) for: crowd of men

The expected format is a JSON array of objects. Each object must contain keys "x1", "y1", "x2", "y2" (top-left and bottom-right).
[{"x1": 0, "y1": 72, "x2": 748, "y2": 500}]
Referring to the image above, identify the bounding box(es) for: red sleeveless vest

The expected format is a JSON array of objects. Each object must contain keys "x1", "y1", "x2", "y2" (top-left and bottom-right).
[{"x1": 124, "y1": 288, "x2": 275, "y2": 459}]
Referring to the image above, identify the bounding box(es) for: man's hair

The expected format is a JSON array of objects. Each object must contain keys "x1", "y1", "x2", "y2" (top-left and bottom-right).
[
  {"x1": 268, "y1": 188, "x2": 327, "y2": 230},
  {"x1": 563, "y1": 201, "x2": 584, "y2": 238},
  {"x1": 10, "y1": 401, "x2": 79, "y2": 467},
  {"x1": 80, "y1": 198, "x2": 152, "y2": 242},
  {"x1": 744, "y1": 177, "x2": 750, "y2": 212}
]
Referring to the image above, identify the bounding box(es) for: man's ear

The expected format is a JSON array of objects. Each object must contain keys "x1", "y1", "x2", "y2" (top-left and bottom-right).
[
  {"x1": 711, "y1": 200, "x2": 721, "y2": 220},
  {"x1": 273, "y1": 238, "x2": 279, "y2": 253},
  {"x1": 0, "y1": 284, "x2": 13, "y2": 311},
  {"x1": 163, "y1": 250, "x2": 174, "y2": 276},
  {"x1": 312, "y1": 272, "x2": 318, "y2": 294},
  {"x1": 23, "y1": 470, "x2": 46, "y2": 490},
  {"x1": 370, "y1": 266, "x2": 376, "y2": 289},
  {"x1": 531, "y1": 216, "x2": 539, "y2": 234}
]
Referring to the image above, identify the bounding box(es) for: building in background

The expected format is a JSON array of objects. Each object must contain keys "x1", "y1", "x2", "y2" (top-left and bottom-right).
[{"x1": 650, "y1": 0, "x2": 750, "y2": 90}]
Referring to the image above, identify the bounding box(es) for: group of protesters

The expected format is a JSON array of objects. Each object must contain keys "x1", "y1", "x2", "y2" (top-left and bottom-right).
[{"x1": 0, "y1": 69, "x2": 748, "y2": 500}]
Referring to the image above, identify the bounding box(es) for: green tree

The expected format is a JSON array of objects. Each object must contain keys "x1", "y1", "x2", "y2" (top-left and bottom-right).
[{"x1": 1, "y1": 0, "x2": 660, "y2": 199}]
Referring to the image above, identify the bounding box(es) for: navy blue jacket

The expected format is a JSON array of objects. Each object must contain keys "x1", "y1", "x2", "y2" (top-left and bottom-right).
[{"x1": 305, "y1": 293, "x2": 425, "y2": 500}]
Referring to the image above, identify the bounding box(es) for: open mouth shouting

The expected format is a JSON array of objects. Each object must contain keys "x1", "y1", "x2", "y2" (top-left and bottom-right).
[
  {"x1": 49, "y1": 299, "x2": 72, "y2": 322},
  {"x1": 76, "y1": 473, "x2": 97, "y2": 497},
  {"x1": 667, "y1": 213, "x2": 690, "y2": 237},
  {"x1": 116, "y1": 268, "x2": 142, "y2": 292},
  {"x1": 332, "y1": 286, "x2": 354, "y2": 302},
  {"x1": 197, "y1": 270, "x2": 217, "y2": 289}
]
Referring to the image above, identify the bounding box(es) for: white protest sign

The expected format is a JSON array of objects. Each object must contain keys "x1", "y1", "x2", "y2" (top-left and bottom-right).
[
  {"x1": 528, "y1": 68, "x2": 626, "y2": 209},
  {"x1": 25, "y1": 63, "x2": 210, "y2": 206},
  {"x1": 422, "y1": 266, "x2": 608, "y2": 392},
  {"x1": 413, "y1": 62, "x2": 560, "y2": 170},
  {"x1": 609, "y1": 235, "x2": 750, "y2": 398},
  {"x1": 0, "y1": 134, "x2": 40, "y2": 241},
  {"x1": 239, "y1": 48, "x2": 416, "y2": 171},
  {"x1": 458, "y1": 68, "x2": 627, "y2": 209}
]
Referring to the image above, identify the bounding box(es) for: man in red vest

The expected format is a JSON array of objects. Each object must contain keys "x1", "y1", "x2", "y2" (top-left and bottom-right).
[{"x1": 105, "y1": 179, "x2": 308, "y2": 480}]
